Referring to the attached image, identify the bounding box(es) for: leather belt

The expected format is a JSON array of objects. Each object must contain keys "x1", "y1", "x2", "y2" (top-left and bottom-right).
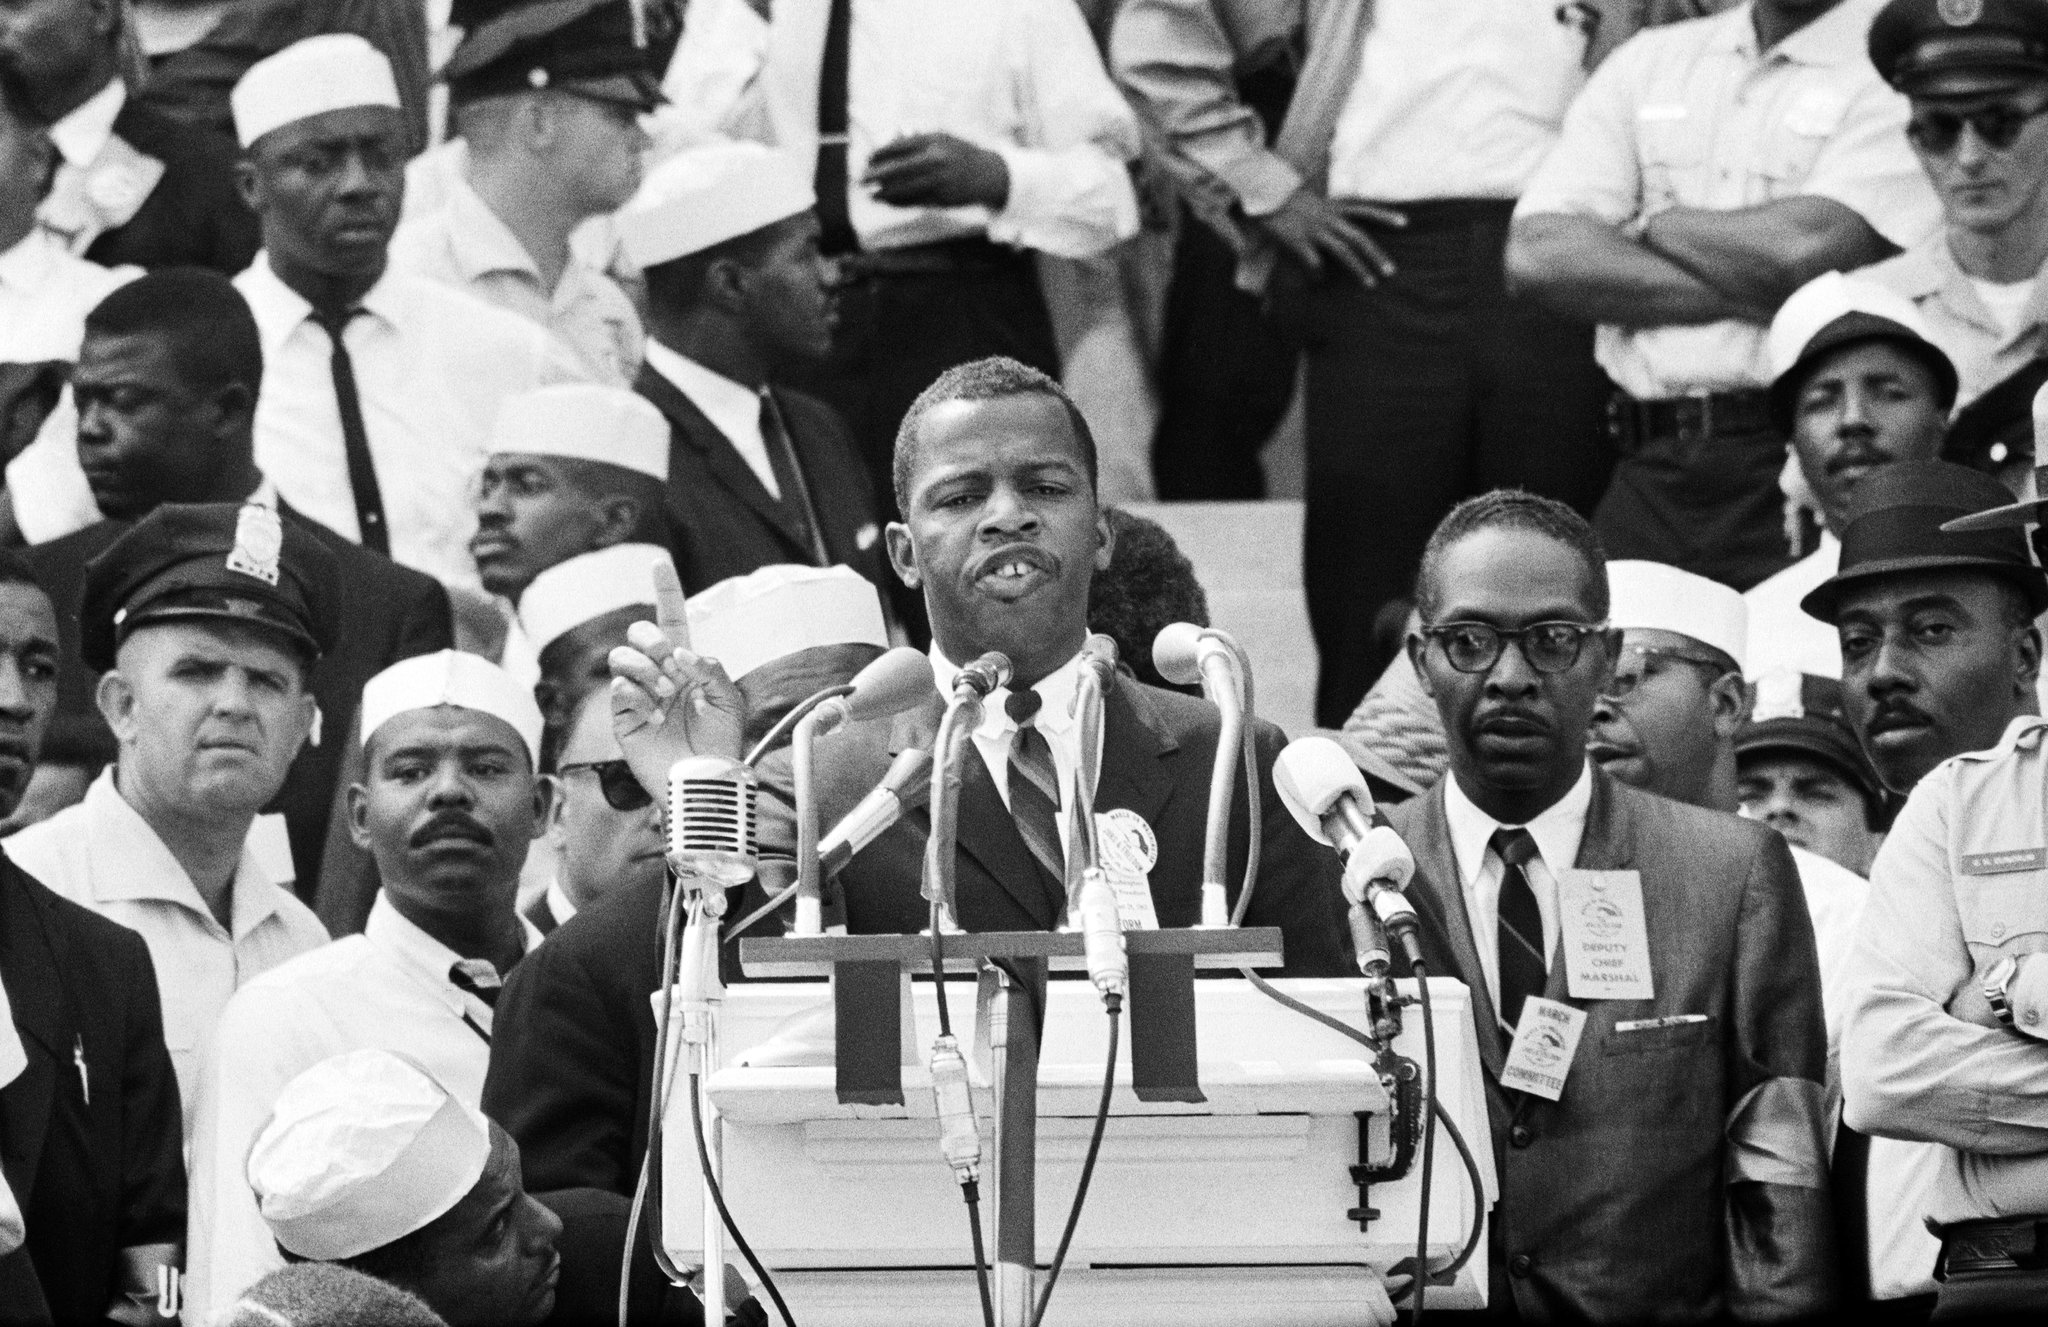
[
  {"x1": 839, "y1": 237, "x2": 1032, "y2": 279},
  {"x1": 1608, "y1": 388, "x2": 1775, "y2": 453},
  {"x1": 1937, "y1": 1217, "x2": 2048, "y2": 1277}
]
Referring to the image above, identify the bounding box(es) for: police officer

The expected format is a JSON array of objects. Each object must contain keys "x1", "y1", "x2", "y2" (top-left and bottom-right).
[
  {"x1": 1865, "y1": 0, "x2": 2048, "y2": 418},
  {"x1": 5, "y1": 502, "x2": 336, "y2": 1134},
  {"x1": 1737, "y1": 671, "x2": 1889, "y2": 878}
]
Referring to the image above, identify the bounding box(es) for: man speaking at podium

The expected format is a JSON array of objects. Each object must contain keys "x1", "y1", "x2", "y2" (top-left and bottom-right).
[{"x1": 1392, "y1": 490, "x2": 1835, "y2": 1320}]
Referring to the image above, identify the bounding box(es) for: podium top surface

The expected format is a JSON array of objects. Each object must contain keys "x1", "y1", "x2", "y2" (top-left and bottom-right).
[{"x1": 737, "y1": 927, "x2": 1285, "y2": 978}]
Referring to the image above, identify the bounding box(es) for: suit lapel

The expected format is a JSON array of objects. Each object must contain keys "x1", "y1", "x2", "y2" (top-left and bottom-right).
[
  {"x1": 1539, "y1": 769, "x2": 1637, "y2": 1008},
  {"x1": 637, "y1": 365, "x2": 814, "y2": 555},
  {"x1": 0, "y1": 862, "x2": 71, "y2": 1201},
  {"x1": 1092, "y1": 674, "x2": 1177, "y2": 827}
]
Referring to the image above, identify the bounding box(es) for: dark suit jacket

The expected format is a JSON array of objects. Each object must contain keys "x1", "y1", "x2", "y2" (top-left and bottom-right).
[
  {"x1": 1390, "y1": 770, "x2": 1834, "y2": 1322},
  {"x1": 0, "y1": 850, "x2": 184, "y2": 1326},
  {"x1": 25, "y1": 499, "x2": 452, "y2": 894},
  {"x1": 636, "y1": 364, "x2": 892, "y2": 599},
  {"x1": 85, "y1": 99, "x2": 259, "y2": 276}
]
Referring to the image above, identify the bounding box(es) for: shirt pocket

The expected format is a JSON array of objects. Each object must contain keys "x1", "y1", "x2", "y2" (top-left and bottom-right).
[
  {"x1": 1754, "y1": 87, "x2": 1849, "y2": 198},
  {"x1": 1637, "y1": 104, "x2": 1704, "y2": 212},
  {"x1": 1594, "y1": 1016, "x2": 1721, "y2": 1131},
  {"x1": 1957, "y1": 873, "x2": 2048, "y2": 955}
]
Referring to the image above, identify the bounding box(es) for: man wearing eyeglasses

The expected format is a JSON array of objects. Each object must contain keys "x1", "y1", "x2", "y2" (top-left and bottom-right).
[
  {"x1": 1864, "y1": 0, "x2": 2048, "y2": 418},
  {"x1": 526, "y1": 688, "x2": 664, "y2": 937},
  {"x1": 1390, "y1": 489, "x2": 1834, "y2": 1321}
]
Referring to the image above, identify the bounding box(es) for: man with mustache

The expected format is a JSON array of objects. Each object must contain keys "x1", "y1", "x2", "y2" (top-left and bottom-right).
[
  {"x1": 185, "y1": 648, "x2": 552, "y2": 1320},
  {"x1": 4, "y1": 502, "x2": 335, "y2": 1137},
  {"x1": 1805, "y1": 458, "x2": 2045, "y2": 1313},
  {"x1": 1745, "y1": 271, "x2": 1958, "y2": 682},
  {"x1": 1390, "y1": 489, "x2": 1833, "y2": 1320}
]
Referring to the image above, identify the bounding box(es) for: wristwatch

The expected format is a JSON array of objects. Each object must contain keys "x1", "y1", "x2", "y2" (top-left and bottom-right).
[{"x1": 1984, "y1": 955, "x2": 2025, "y2": 1028}]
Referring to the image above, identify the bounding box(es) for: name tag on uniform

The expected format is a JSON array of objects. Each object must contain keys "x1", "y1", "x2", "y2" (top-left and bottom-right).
[
  {"x1": 1962, "y1": 848, "x2": 2047, "y2": 875},
  {"x1": 1559, "y1": 869, "x2": 1654, "y2": 1000},
  {"x1": 1502, "y1": 997, "x2": 1586, "y2": 1101},
  {"x1": 1096, "y1": 809, "x2": 1159, "y2": 929}
]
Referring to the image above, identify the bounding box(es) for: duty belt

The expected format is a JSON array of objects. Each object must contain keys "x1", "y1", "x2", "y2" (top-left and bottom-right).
[
  {"x1": 1608, "y1": 388, "x2": 1775, "y2": 453},
  {"x1": 1937, "y1": 1216, "x2": 2048, "y2": 1277}
]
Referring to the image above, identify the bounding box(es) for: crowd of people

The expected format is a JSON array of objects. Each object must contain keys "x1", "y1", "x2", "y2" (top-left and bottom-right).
[{"x1": 1, "y1": 0, "x2": 2048, "y2": 1321}]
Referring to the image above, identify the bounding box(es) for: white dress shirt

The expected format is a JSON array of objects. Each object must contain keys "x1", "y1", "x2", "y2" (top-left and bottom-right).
[
  {"x1": 1441, "y1": 760, "x2": 1595, "y2": 1018},
  {"x1": 546, "y1": 877, "x2": 578, "y2": 928},
  {"x1": 184, "y1": 892, "x2": 539, "y2": 1322},
  {"x1": 927, "y1": 645, "x2": 1100, "y2": 851},
  {"x1": 660, "y1": 0, "x2": 1141, "y2": 258},
  {"x1": 1741, "y1": 536, "x2": 1842, "y2": 681},
  {"x1": 1326, "y1": 0, "x2": 1588, "y2": 203},
  {"x1": 389, "y1": 169, "x2": 644, "y2": 386},
  {"x1": 1516, "y1": 0, "x2": 1938, "y2": 398},
  {"x1": 0, "y1": 227, "x2": 137, "y2": 362},
  {"x1": 4, "y1": 768, "x2": 327, "y2": 1139},
  {"x1": 643, "y1": 340, "x2": 780, "y2": 497}
]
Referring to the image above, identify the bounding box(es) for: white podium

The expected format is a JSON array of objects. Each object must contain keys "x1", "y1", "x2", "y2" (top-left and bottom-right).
[{"x1": 661, "y1": 952, "x2": 1495, "y2": 1327}]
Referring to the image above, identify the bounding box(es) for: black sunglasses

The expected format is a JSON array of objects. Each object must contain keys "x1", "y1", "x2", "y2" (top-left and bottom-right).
[
  {"x1": 1422, "y1": 621, "x2": 1607, "y2": 675},
  {"x1": 558, "y1": 759, "x2": 653, "y2": 812},
  {"x1": 1907, "y1": 95, "x2": 2048, "y2": 154}
]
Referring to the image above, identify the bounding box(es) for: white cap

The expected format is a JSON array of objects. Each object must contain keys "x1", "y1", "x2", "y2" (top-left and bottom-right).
[
  {"x1": 489, "y1": 384, "x2": 670, "y2": 481},
  {"x1": 519, "y1": 543, "x2": 674, "y2": 655},
  {"x1": 231, "y1": 35, "x2": 402, "y2": 149},
  {"x1": 247, "y1": 1050, "x2": 491, "y2": 1263},
  {"x1": 360, "y1": 649, "x2": 545, "y2": 765},
  {"x1": 1767, "y1": 271, "x2": 1937, "y2": 385},
  {"x1": 617, "y1": 142, "x2": 814, "y2": 271},
  {"x1": 1607, "y1": 560, "x2": 1747, "y2": 670},
  {"x1": 687, "y1": 564, "x2": 886, "y2": 680}
]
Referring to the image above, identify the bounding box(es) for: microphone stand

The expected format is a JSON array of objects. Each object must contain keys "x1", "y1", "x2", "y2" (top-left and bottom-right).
[
  {"x1": 1196, "y1": 644, "x2": 1245, "y2": 928},
  {"x1": 674, "y1": 867, "x2": 728, "y2": 1326}
]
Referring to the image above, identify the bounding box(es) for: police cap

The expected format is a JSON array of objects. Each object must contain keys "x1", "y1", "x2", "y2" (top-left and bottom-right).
[
  {"x1": 1870, "y1": 0, "x2": 2048, "y2": 94},
  {"x1": 1737, "y1": 672, "x2": 1887, "y2": 815},
  {"x1": 441, "y1": 0, "x2": 676, "y2": 111},
  {"x1": 81, "y1": 503, "x2": 341, "y2": 672}
]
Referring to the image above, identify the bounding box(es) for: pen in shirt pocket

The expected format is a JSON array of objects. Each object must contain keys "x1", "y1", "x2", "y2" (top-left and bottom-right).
[{"x1": 1614, "y1": 1013, "x2": 1709, "y2": 1033}]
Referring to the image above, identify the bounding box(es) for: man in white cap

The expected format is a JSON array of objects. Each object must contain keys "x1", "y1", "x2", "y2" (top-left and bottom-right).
[
  {"x1": 389, "y1": 0, "x2": 657, "y2": 386},
  {"x1": 620, "y1": 144, "x2": 894, "y2": 614},
  {"x1": 518, "y1": 540, "x2": 673, "y2": 742},
  {"x1": 470, "y1": 383, "x2": 671, "y2": 610},
  {"x1": 247, "y1": 1049, "x2": 562, "y2": 1327},
  {"x1": 186, "y1": 648, "x2": 553, "y2": 1319},
  {"x1": 225, "y1": 33, "x2": 585, "y2": 592},
  {"x1": 1744, "y1": 272, "x2": 1959, "y2": 682}
]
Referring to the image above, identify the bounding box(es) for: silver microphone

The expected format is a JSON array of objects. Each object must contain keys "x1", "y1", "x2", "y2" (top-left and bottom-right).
[
  {"x1": 819, "y1": 747, "x2": 933, "y2": 875},
  {"x1": 1151, "y1": 623, "x2": 1246, "y2": 927},
  {"x1": 810, "y1": 646, "x2": 935, "y2": 738},
  {"x1": 1272, "y1": 736, "x2": 1425, "y2": 970},
  {"x1": 951, "y1": 651, "x2": 1012, "y2": 699},
  {"x1": 666, "y1": 755, "x2": 759, "y2": 888}
]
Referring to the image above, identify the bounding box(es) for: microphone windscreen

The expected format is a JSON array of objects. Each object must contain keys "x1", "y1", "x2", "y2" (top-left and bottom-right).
[
  {"x1": 1271, "y1": 736, "x2": 1373, "y2": 846},
  {"x1": 845, "y1": 646, "x2": 935, "y2": 722},
  {"x1": 881, "y1": 746, "x2": 933, "y2": 802},
  {"x1": 1151, "y1": 621, "x2": 1206, "y2": 686},
  {"x1": 1081, "y1": 632, "x2": 1119, "y2": 675}
]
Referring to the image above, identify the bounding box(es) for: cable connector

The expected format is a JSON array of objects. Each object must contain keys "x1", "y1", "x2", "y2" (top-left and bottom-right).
[
  {"x1": 930, "y1": 1034, "x2": 980, "y2": 1183},
  {"x1": 1078, "y1": 867, "x2": 1127, "y2": 1002}
]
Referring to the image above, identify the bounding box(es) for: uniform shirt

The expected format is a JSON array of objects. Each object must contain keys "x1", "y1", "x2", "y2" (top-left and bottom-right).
[
  {"x1": 1515, "y1": 0, "x2": 1938, "y2": 398},
  {"x1": 1742, "y1": 536, "x2": 1841, "y2": 680},
  {"x1": 388, "y1": 169, "x2": 644, "y2": 386},
  {"x1": 1842, "y1": 714, "x2": 2048, "y2": 1226},
  {"x1": 184, "y1": 892, "x2": 541, "y2": 1322},
  {"x1": 235, "y1": 257, "x2": 590, "y2": 589},
  {"x1": 3, "y1": 768, "x2": 326, "y2": 1138},
  {"x1": 643, "y1": 340, "x2": 780, "y2": 497},
  {"x1": 1325, "y1": 0, "x2": 1588, "y2": 203},
  {"x1": 928, "y1": 646, "x2": 1098, "y2": 851},
  {"x1": 1441, "y1": 759, "x2": 1595, "y2": 1016},
  {"x1": 661, "y1": 0, "x2": 1141, "y2": 258},
  {"x1": 1792, "y1": 842, "x2": 1866, "y2": 1047},
  {"x1": 1866, "y1": 232, "x2": 2048, "y2": 409}
]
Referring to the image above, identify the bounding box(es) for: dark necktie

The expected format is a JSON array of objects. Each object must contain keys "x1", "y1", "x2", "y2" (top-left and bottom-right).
[
  {"x1": 1492, "y1": 827, "x2": 1547, "y2": 1036},
  {"x1": 448, "y1": 960, "x2": 502, "y2": 1044},
  {"x1": 813, "y1": 0, "x2": 856, "y2": 255},
  {"x1": 1004, "y1": 689, "x2": 1067, "y2": 915},
  {"x1": 311, "y1": 306, "x2": 391, "y2": 556},
  {"x1": 760, "y1": 390, "x2": 829, "y2": 565}
]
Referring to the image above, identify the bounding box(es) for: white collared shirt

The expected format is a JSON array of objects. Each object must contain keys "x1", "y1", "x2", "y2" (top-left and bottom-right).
[
  {"x1": 184, "y1": 891, "x2": 539, "y2": 1321},
  {"x1": 1441, "y1": 760, "x2": 1595, "y2": 1019},
  {"x1": 3, "y1": 767, "x2": 327, "y2": 1137},
  {"x1": 643, "y1": 340, "x2": 779, "y2": 498},
  {"x1": 388, "y1": 168, "x2": 644, "y2": 386},
  {"x1": 1741, "y1": 536, "x2": 1842, "y2": 681},
  {"x1": 0, "y1": 227, "x2": 137, "y2": 362},
  {"x1": 658, "y1": 0, "x2": 1141, "y2": 258},
  {"x1": 47, "y1": 78, "x2": 125, "y2": 170},
  {"x1": 546, "y1": 877, "x2": 578, "y2": 928},
  {"x1": 1327, "y1": 0, "x2": 1588, "y2": 203},
  {"x1": 1866, "y1": 232, "x2": 2048, "y2": 410},
  {"x1": 1516, "y1": 0, "x2": 1938, "y2": 397},
  {"x1": 927, "y1": 645, "x2": 1100, "y2": 850}
]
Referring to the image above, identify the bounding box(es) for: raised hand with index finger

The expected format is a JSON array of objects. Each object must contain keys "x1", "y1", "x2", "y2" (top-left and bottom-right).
[{"x1": 608, "y1": 559, "x2": 749, "y2": 800}]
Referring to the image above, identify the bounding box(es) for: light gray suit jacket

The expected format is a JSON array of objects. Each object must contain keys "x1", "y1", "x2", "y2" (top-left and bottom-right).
[{"x1": 1391, "y1": 768, "x2": 1835, "y2": 1322}]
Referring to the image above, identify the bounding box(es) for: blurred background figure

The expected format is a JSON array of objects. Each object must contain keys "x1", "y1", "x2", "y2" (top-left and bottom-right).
[{"x1": 1737, "y1": 670, "x2": 1889, "y2": 878}]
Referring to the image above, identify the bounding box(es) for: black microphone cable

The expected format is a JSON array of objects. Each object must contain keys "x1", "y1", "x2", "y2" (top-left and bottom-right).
[{"x1": 1411, "y1": 960, "x2": 1439, "y2": 1327}]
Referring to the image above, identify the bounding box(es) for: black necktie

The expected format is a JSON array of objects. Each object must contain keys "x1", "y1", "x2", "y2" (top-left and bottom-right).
[
  {"x1": 760, "y1": 390, "x2": 829, "y2": 564},
  {"x1": 1004, "y1": 689, "x2": 1067, "y2": 915},
  {"x1": 813, "y1": 0, "x2": 856, "y2": 255},
  {"x1": 448, "y1": 960, "x2": 501, "y2": 1043},
  {"x1": 1492, "y1": 827, "x2": 1547, "y2": 1036},
  {"x1": 311, "y1": 306, "x2": 390, "y2": 556}
]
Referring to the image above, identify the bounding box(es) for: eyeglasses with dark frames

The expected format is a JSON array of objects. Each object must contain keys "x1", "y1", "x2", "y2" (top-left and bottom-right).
[
  {"x1": 1906, "y1": 94, "x2": 2048, "y2": 154},
  {"x1": 1421, "y1": 620, "x2": 1608, "y2": 675},
  {"x1": 557, "y1": 759, "x2": 652, "y2": 812}
]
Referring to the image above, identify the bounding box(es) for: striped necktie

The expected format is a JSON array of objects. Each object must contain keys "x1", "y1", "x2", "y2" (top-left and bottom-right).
[
  {"x1": 1492, "y1": 827, "x2": 1546, "y2": 1036},
  {"x1": 1004, "y1": 689, "x2": 1067, "y2": 915}
]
